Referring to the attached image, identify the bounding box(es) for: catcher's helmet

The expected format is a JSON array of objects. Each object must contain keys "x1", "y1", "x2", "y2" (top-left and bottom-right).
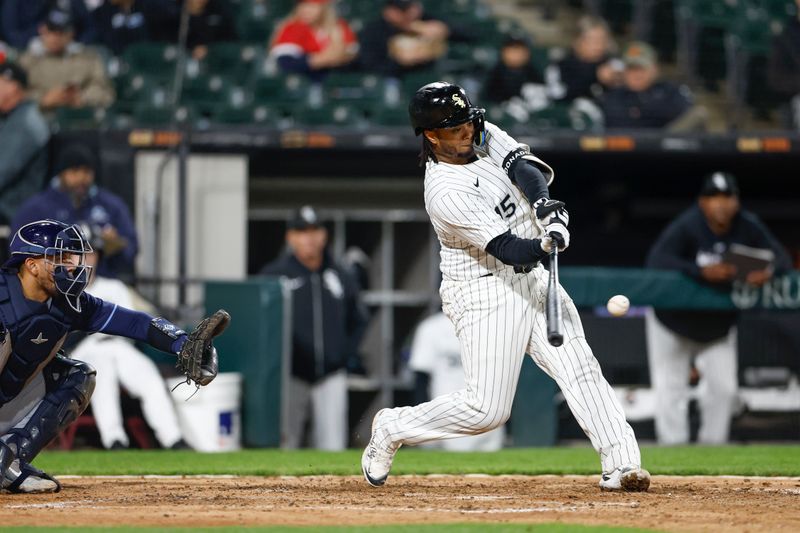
[
  {"x1": 5, "y1": 219, "x2": 94, "y2": 311},
  {"x1": 409, "y1": 82, "x2": 485, "y2": 136}
]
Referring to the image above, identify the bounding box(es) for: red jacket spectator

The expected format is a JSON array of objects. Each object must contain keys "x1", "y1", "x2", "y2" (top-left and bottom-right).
[{"x1": 269, "y1": 0, "x2": 358, "y2": 80}]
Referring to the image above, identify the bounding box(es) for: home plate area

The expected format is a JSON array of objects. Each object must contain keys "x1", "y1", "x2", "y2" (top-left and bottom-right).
[{"x1": 2, "y1": 475, "x2": 799, "y2": 531}]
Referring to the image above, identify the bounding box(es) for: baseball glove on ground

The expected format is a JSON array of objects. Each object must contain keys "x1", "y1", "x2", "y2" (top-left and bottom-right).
[{"x1": 177, "y1": 309, "x2": 231, "y2": 387}]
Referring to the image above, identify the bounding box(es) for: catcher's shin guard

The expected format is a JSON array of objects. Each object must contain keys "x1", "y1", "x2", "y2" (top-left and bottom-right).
[{"x1": 1, "y1": 355, "x2": 95, "y2": 462}]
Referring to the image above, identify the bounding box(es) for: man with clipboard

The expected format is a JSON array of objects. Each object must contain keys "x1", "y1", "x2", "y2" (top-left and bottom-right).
[{"x1": 644, "y1": 172, "x2": 793, "y2": 445}]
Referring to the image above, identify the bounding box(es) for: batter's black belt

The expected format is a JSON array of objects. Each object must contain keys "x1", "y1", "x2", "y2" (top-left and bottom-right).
[{"x1": 479, "y1": 263, "x2": 538, "y2": 278}]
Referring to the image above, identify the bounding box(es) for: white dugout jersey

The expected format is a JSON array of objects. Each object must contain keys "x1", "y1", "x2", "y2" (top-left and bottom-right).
[{"x1": 424, "y1": 122, "x2": 554, "y2": 281}]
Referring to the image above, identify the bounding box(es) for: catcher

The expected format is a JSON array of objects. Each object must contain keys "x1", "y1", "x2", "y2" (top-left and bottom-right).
[{"x1": 0, "y1": 220, "x2": 230, "y2": 493}]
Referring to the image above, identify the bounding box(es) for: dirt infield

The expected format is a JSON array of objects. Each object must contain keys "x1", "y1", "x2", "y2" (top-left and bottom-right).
[{"x1": 2, "y1": 475, "x2": 799, "y2": 531}]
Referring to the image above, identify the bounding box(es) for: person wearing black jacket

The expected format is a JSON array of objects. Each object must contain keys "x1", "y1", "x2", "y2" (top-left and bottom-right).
[
  {"x1": 645, "y1": 172, "x2": 793, "y2": 445},
  {"x1": 92, "y1": 0, "x2": 180, "y2": 55},
  {"x1": 482, "y1": 35, "x2": 544, "y2": 104},
  {"x1": 261, "y1": 206, "x2": 368, "y2": 450},
  {"x1": 358, "y1": 0, "x2": 469, "y2": 77},
  {"x1": 185, "y1": 0, "x2": 238, "y2": 60},
  {"x1": 547, "y1": 15, "x2": 619, "y2": 103},
  {"x1": 767, "y1": 4, "x2": 800, "y2": 130},
  {"x1": 601, "y1": 41, "x2": 706, "y2": 131}
]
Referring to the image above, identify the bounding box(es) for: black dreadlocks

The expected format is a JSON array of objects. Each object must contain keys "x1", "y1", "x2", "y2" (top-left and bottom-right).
[{"x1": 419, "y1": 135, "x2": 438, "y2": 167}]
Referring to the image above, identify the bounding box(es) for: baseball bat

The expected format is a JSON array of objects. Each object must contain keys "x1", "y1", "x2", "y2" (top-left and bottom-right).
[{"x1": 546, "y1": 242, "x2": 564, "y2": 347}]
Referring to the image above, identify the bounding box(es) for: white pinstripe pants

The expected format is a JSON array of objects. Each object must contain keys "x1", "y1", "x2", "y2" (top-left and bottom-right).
[{"x1": 382, "y1": 266, "x2": 641, "y2": 473}]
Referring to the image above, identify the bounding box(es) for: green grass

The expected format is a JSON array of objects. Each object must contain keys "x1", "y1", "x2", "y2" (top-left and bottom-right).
[
  {"x1": 5, "y1": 526, "x2": 661, "y2": 533},
  {"x1": 34, "y1": 445, "x2": 800, "y2": 477}
]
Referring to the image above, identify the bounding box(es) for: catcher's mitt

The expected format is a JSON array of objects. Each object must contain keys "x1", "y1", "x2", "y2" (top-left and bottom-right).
[{"x1": 176, "y1": 309, "x2": 231, "y2": 387}]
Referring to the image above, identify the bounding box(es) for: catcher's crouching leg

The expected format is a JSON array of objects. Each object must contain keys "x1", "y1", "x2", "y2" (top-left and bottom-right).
[{"x1": 1, "y1": 355, "x2": 96, "y2": 493}]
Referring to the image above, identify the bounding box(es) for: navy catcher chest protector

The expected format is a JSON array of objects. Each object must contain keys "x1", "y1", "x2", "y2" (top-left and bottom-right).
[{"x1": 0, "y1": 273, "x2": 76, "y2": 407}]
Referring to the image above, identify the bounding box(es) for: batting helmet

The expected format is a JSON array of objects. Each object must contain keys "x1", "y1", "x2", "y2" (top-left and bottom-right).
[
  {"x1": 408, "y1": 82, "x2": 485, "y2": 136},
  {"x1": 5, "y1": 220, "x2": 94, "y2": 311}
]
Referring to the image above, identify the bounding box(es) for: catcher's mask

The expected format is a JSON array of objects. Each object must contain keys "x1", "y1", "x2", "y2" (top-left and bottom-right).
[
  {"x1": 408, "y1": 81, "x2": 485, "y2": 144},
  {"x1": 6, "y1": 220, "x2": 94, "y2": 312}
]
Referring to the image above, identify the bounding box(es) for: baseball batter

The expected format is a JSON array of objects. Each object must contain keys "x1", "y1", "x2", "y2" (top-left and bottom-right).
[{"x1": 361, "y1": 82, "x2": 650, "y2": 491}]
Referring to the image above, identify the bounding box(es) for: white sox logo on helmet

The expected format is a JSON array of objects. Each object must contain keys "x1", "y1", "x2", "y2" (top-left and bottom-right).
[{"x1": 452, "y1": 94, "x2": 466, "y2": 108}]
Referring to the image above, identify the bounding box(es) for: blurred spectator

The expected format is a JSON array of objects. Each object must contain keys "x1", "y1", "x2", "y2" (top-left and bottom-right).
[
  {"x1": 260, "y1": 206, "x2": 368, "y2": 450},
  {"x1": 601, "y1": 41, "x2": 706, "y2": 131},
  {"x1": 645, "y1": 172, "x2": 793, "y2": 445},
  {"x1": 19, "y1": 9, "x2": 115, "y2": 111},
  {"x1": 2, "y1": 0, "x2": 96, "y2": 50},
  {"x1": 0, "y1": 62, "x2": 50, "y2": 226},
  {"x1": 70, "y1": 235, "x2": 190, "y2": 451},
  {"x1": 269, "y1": 0, "x2": 358, "y2": 81},
  {"x1": 482, "y1": 34, "x2": 544, "y2": 104},
  {"x1": 359, "y1": 0, "x2": 457, "y2": 77},
  {"x1": 767, "y1": 1, "x2": 800, "y2": 130},
  {"x1": 547, "y1": 15, "x2": 620, "y2": 102},
  {"x1": 12, "y1": 143, "x2": 138, "y2": 278},
  {"x1": 185, "y1": 0, "x2": 238, "y2": 60},
  {"x1": 92, "y1": 0, "x2": 180, "y2": 55},
  {"x1": 409, "y1": 312, "x2": 504, "y2": 451}
]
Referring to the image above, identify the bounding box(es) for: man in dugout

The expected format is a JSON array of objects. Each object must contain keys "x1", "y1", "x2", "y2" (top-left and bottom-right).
[{"x1": 645, "y1": 172, "x2": 793, "y2": 444}]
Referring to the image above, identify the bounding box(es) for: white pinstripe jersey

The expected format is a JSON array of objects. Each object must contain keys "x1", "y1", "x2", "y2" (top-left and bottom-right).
[{"x1": 424, "y1": 149, "x2": 554, "y2": 281}]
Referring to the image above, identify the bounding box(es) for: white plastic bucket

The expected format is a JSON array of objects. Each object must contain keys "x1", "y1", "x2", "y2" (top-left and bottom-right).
[{"x1": 168, "y1": 372, "x2": 242, "y2": 452}]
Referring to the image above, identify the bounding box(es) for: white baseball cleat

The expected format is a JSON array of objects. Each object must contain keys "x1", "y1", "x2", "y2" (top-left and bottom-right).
[
  {"x1": 599, "y1": 464, "x2": 651, "y2": 492},
  {"x1": 2, "y1": 459, "x2": 61, "y2": 494},
  {"x1": 361, "y1": 408, "x2": 401, "y2": 487}
]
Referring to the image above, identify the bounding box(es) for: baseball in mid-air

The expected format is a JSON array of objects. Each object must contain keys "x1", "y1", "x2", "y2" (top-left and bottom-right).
[{"x1": 606, "y1": 295, "x2": 630, "y2": 317}]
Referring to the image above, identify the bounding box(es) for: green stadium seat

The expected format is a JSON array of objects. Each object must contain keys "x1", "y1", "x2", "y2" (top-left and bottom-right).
[
  {"x1": 105, "y1": 108, "x2": 135, "y2": 130},
  {"x1": 53, "y1": 107, "x2": 108, "y2": 130},
  {"x1": 485, "y1": 102, "x2": 596, "y2": 131},
  {"x1": 204, "y1": 43, "x2": 263, "y2": 81},
  {"x1": 252, "y1": 74, "x2": 310, "y2": 104},
  {"x1": 370, "y1": 105, "x2": 410, "y2": 127},
  {"x1": 237, "y1": 16, "x2": 273, "y2": 43},
  {"x1": 339, "y1": 0, "x2": 380, "y2": 18},
  {"x1": 212, "y1": 104, "x2": 274, "y2": 125},
  {"x1": 762, "y1": 0, "x2": 797, "y2": 21},
  {"x1": 725, "y1": 4, "x2": 785, "y2": 122},
  {"x1": 678, "y1": 0, "x2": 739, "y2": 28},
  {"x1": 115, "y1": 74, "x2": 171, "y2": 109},
  {"x1": 443, "y1": 43, "x2": 479, "y2": 74},
  {"x1": 730, "y1": 6, "x2": 774, "y2": 54},
  {"x1": 484, "y1": 104, "x2": 524, "y2": 127},
  {"x1": 324, "y1": 72, "x2": 382, "y2": 103},
  {"x1": 676, "y1": 0, "x2": 742, "y2": 85},
  {"x1": 133, "y1": 104, "x2": 195, "y2": 128},
  {"x1": 122, "y1": 43, "x2": 180, "y2": 81},
  {"x1": 180, "y1": 74, "x2": 232, "y2": 110},
  {"x1": 401, "y1": 71, "x2": 455, "y2": 101},
  {"x1": 236, "y1": 0, "x2": 293, "y2": 42},
  {"x1": 531, "y1": 104, "x2": 584, "y2": 131},
  {"x1": 427, "y1": 0, "x2": 482, "y2": 18},
  {"x1": 294, "y1": 103, "x2": 362, "y2": 127}
]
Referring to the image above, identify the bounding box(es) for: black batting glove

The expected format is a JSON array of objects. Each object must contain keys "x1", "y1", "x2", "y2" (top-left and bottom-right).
[{"x1": 533, "y1": 198, "x2": 570, "y2": 227}]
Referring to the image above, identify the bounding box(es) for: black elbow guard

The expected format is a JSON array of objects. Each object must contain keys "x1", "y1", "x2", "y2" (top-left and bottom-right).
[
  {"x1": 147, "y1": 317, "x2": 186, "y2": 353},
  {"x1": 506, "y1": 158, "x2": 550, "y2": 203}
]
